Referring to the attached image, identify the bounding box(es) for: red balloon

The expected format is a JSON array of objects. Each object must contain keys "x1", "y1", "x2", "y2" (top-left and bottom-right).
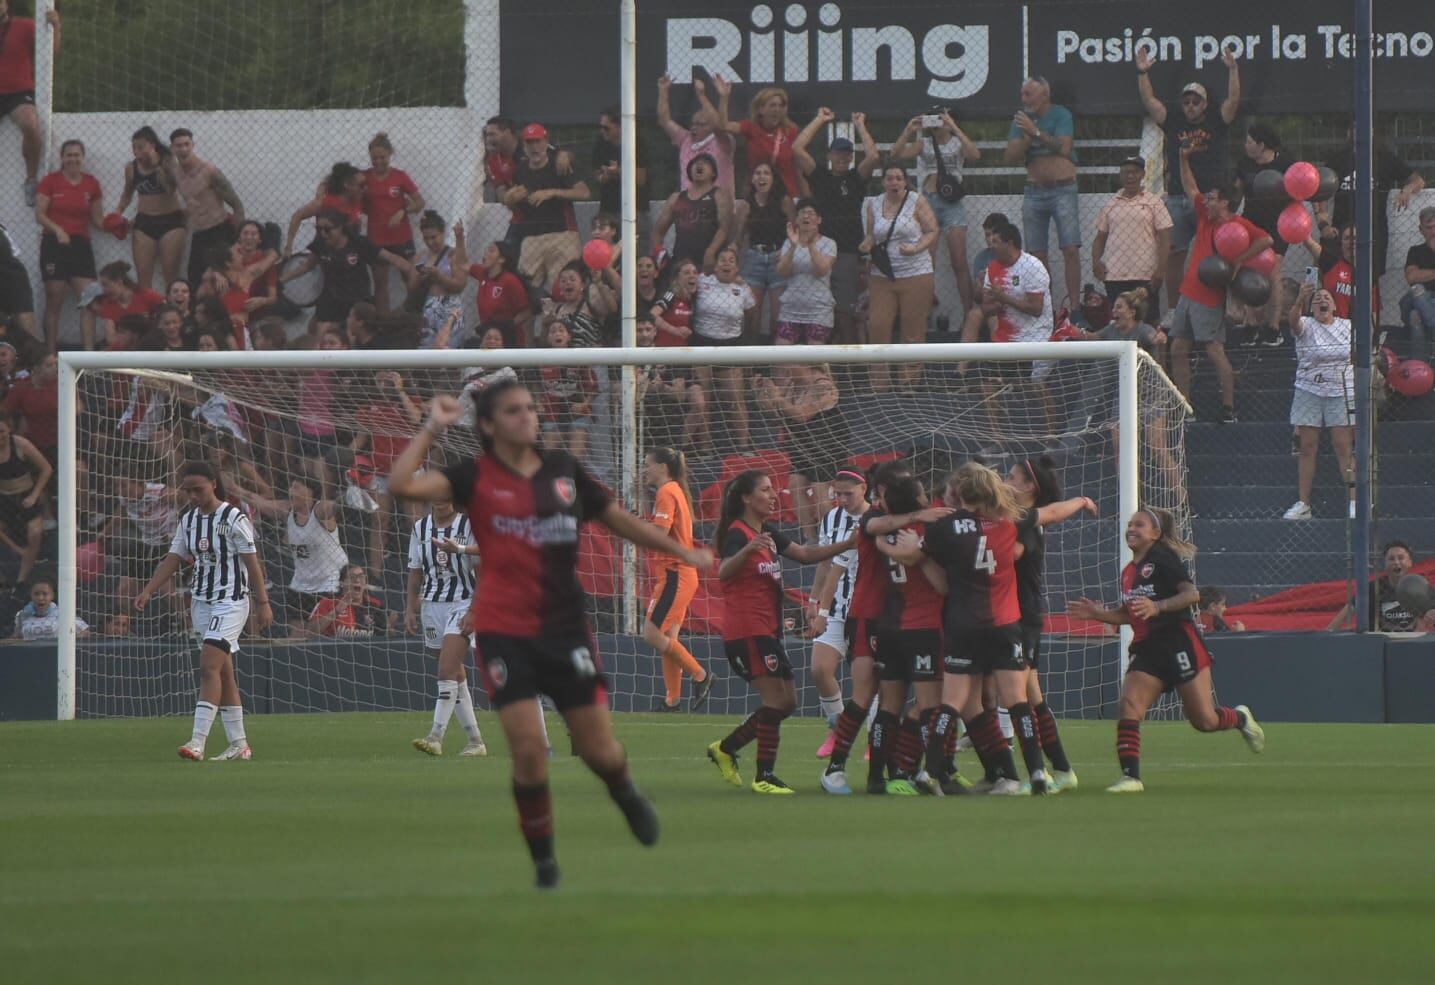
[
  {"x1": 1213, "y1": 221, "x2": 1251, "y2": 261},
  {"x1": 582, "y1": 238, "x2": 613, "y2": 271},
  {"x1": 1390, "y1": 359, "x2": 1435, "y2": 398},
  {"x1": 1284, "y1": 161, "x2": 1321, "y2": 201},
  {"x1": 1277, "y1": 202, "x2": 1313, "y2": 245},
  {"x1": 1246, "y1": 248, "x2": 1279, "y2": 276},
  {"x1": 77, "y1": 540, "x2": 104, "y2": 583}
]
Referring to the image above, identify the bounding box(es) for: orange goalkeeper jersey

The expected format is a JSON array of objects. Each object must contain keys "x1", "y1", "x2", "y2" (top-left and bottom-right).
[{"x1": 651, "y1": 480, "x2": 695, "y2": 572}]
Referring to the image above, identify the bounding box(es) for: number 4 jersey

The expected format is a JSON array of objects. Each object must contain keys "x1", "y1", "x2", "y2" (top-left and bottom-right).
[{"x1": 921, "y1": 510, "x2": 1020, "y2": 632}]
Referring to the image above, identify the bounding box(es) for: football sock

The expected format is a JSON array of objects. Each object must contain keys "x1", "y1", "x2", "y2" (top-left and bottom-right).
[
  {"x1": 512, "y1": 780, "x2": 554, "y2": 863},
  {"x1": 1009, "y1": 702, "x2": 1045, "y2": 780},
  {"x1": 996, "y1": 705, "x2": 1014, "y2": 739},
  {"x1": 663, "y1": 638, "x2": 705, "y2": 681},
  {"x1": 868, "y1": 710, "x2": 898, "y2": 786},
  {"x1": 1034, "y1": 702, "x2": 1071, "y2": 772},
  {"x1": 892, "y1": 717, "x2": 923, "y2": 777},
  {"x1": 925, "y1": 703, "x2": 960, "y2": 777},
  {"x1": 432, "y1": 680, "x2": 458, "y2": 738},
  {"x1": 944, "y1": 720, "x2": 960, "y2": 774},
  {"x1": 219, "y1": 705, "x2": 246, "y2": 745},
  {"x1": 754, "y1": 706, "x2": 786, "y2": 775},
  {"x1": 818, "y1": 691, "x2": 844, "y2": 728},
  {"x1": 828, "y1": 700, "x2": 867, "y2": 767},
  {"x1": 593, "y1": 755, "x2": 636, "y2": 800},
  {"x1": 968, "y1": 710, "x2": 1015, "y2": 781},
  {"x1": 1117, "y1": 718, "x2": 1142, "y2": 779},
  {"x1": 660, "y1": 657, "x2": 683, "y2": 706},
  {"x1": 720, "y1": 712, "x2": 761, "y2": 756},
  {"x1": 454, "y1": 680, "x2": 482, "y2": 741},
  {"x1": 1216, "y1": 706, "x2": 1242, "y2": 731},
  {"x1": 191, "y1": 701, "x2": 217, "y2": 743}
]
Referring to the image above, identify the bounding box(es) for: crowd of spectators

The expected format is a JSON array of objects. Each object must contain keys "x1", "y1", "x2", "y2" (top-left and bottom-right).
[{"x1": 1, "y1": 4, "x2": 1432, "y2": 637}]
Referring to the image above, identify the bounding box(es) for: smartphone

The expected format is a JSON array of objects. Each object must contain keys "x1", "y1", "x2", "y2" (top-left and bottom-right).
[
  {"x1": 921, "y1": 114, "x2": 942, "y2": 129},
  {"x1": 1304, "y1": 266, "x2": 1319, "y2": 286}
]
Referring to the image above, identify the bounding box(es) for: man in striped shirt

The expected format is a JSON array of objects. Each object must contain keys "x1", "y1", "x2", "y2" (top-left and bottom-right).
[
  {"x1": 406, "y1": 499, "x2": 486, "y2": 757},
  {"x1": 136, "y1": 462, "x2": 272, "y2": 762}
]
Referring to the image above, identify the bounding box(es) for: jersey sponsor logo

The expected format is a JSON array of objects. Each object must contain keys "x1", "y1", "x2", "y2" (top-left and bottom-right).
[
  {"x1": 492, "y1": 512, "x2": 579, "y2": 545},
  {"x1": 757, "y1": 560, "x2": 781, "y2": 578},
  {"x1": 951, "y1": 518, "x2": 978, "y2": 534},
  {"x1": 944, "y1": 655, "x2": 971, "y2": 670},
  {"x1": 553, "y1": 477, "x2": 576, "y2": 507}
]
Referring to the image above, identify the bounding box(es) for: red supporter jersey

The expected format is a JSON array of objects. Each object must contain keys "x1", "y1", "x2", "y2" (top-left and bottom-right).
[
  {"x1": 847, "y1": 508, "x2": 889, "y2": 620},
  {"x1": 357, "y1": 399, "x2": 415, "y2": 474},
  {"x1": 921, "y1": 510, "x2": 1020, "y2": 631},
  {"x1": 3, "y1": 377, "x2": 58, "y2": 449},
  {"x1": 485, "y1": 151, "x2": 517, "y2": 190},
  {"x1": 738, "y1": 119, "x2": 801, "y2": 198},
  {"x1": 651, "y1": 291, "x2": 693, "y2": 347},
  {"x1": 1120, "y1": 542, "x2": 1196, "y2": 643},
  {"x1": 1322, "y1": 258, "x2": 1379, "y2": 321},
  {"x1": 362, "y1": 167, "x2": 418, "y2": 247},
  {"x1": 720, "y1": 519, "x2": 792, "y2": 640},
  {"x1": 242, "y1": 250, "x2": 277, "y2": 299},
  {"x1": 470, "y1": 269, "x2": 531, "y2": 326},
  {"x1": 96, "y1": 288, "x2": 164, "y2": 324},
  {"x1": 881, "y1": 521, "x2": 944, "y2": 631},
  {"x1": 320, "y1": 193, "x2": 363, "y2": 227},
  {"x1": 539, "y1": 365, "x2": 598, "y2": 421},
  {"x1": 36, "y1": 172, "x2": 102, "y2": 238},
  {"x1": 1180, "y1": 209, "x2": 1264, "y2": 309},
  {"x1": 0, "y1": 16, "x2": 36, "y2": 94},
  {"x1": 443, "y1": 451, "x2": 612, "y2": 637}
]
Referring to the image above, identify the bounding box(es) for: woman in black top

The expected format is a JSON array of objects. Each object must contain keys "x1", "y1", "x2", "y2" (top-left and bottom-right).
[
  {"x1": 652, "y1": 153, "x2": 733, "y2": 273},
  {"x1": 734, "y1": 162, "x2": 794, "y2": 342},
  {"x1": 280, "y1": 208, "x2": 415, "y2": 338},
  {"x1": 116, "y1": 126, "x2": 184, "y2": 291}
]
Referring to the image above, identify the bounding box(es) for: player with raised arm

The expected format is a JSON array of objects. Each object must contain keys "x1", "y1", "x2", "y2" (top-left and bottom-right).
[
  {"x1": 387, "y1": 380, "x2": 714, "y2": 890},
  {"x1": 135, "y1": 461, "x2": 273, "y2": 762},
  {"x1": 1068, "y1": 507, "x2": 1265, "y2": 793},
  {"x1": 1006, "y1": 457, "x2": 1098, "y2": 792},
  {"x1": 706, "y1": 470, "x2": 852, "y2": 795},
  {"x1": 642, "y1": 447, "x2": 713, "y2": 712},
  {"x1": 407, "y1": 498, "x2": 485, "y2": 758},
  {"x1": 808, "y1": 467, "x2": 866, "y2": 759},
  {"x1": 887, "y1": 462, "x2": 1039, "y2": 795}
]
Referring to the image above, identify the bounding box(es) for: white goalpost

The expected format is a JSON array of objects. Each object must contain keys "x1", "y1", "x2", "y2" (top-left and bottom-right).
[{"x1": 56, "y1": 341, "x2": 1185, "y2": 722}]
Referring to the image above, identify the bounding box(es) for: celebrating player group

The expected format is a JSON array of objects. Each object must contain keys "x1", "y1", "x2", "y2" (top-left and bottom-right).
[{"x1": 134, "y1": 380, "x2": 1263, "y2": 889}]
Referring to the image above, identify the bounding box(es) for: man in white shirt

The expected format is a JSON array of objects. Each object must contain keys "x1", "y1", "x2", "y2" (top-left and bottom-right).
[{"x1": 1284, "y1": 284, "x2": 1355, "y2": 521}]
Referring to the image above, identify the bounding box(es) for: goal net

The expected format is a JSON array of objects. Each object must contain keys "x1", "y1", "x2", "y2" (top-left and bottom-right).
[{"x1": 58, "y1": 342, "x2": 1189, "y2": 720}]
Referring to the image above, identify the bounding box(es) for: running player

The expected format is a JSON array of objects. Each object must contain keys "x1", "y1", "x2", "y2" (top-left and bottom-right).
[
  {"x1": 135, "y1": 461, "x2": 273, "y2": 762},
  {"x1": 407, "y1": 499, "x2": 485, "y2": 757},
  {"x1": 809, "y1": 467, "x2": 866, "y2": 757},
  {"x1": 642, "y1": 447, "x2": 713, "y2": 712},
  {"x1": 888, "y1": 462, "x2": 1041, "y2": 795},
  {"x1": 387, "y1": 381, "x2": 714, "y2": 889},
  {"x1": 1005, "y1": 457, "x2": 1098, "y2": 793},
  {"x1": 1067, "y1": 507, "x2": 1265, "y2": 792},
  {"x1": 706, "y1": 470, "x2": 852, "y2": 794},
  {"x1": 871, "y1": 475, "x2": 947, "y2": 796}
]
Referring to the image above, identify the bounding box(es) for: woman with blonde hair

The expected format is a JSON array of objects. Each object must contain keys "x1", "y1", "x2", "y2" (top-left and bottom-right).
[
  {"x1": 712, "y1": 76, "x2": 803, "y2": 197},
  {"x1": 1068, "y1": 506, "x2": 1265, "y2": 792}
]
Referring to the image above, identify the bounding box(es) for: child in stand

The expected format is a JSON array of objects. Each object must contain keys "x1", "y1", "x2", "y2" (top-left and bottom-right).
[{"x1": 13, "y1": 575, "x2": 90, "y2": 640}]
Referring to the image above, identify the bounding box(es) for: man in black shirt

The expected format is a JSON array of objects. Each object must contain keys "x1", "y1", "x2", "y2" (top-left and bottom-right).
[
  {"x1": 1318, "y1": 128, "x2": 1425, "y2": 278},
  {"x1": 590, "y1": 105, "x2": 648, "y2": 226},
  {"x1": 505, "y1": 123, "x2": 590, "y2": 294},
  {"x1": 1234, "y1": 122, "x2": 1296, "y2": 343},
  {"x1": 1136, "y1": 46, "x2": 1241, "y2": 312},
  {"x1": 1398, "y1": 206, "x2": 1435, "y2": 363},
  {"x1": 793, "y1": 109, "x2": 879, "y2": 344}
]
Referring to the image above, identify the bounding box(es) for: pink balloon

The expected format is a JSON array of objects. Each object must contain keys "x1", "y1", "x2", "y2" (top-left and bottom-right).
[
  {"x1": 1284, "y1": 161, "x2": 1321, "y2": 201},
  {"x1": 1213, "y1": 221, "x2": 1251, "y2": 262},
  {"x1": 1277, "y1": 202, "x2": 1313, "y2": 245},
  {"x1": 1246, "y1": 247, "x2": 1279, "y2": 276},
  {"x1": 582, "y1": 238, "x2": 613, "y2": 271},
  {"x1": 1390, "y1": 360, "x2": 1435, "y2": 398},
  {"x1": 77, "y1": 540, "x2": 104, "y2": 583}
]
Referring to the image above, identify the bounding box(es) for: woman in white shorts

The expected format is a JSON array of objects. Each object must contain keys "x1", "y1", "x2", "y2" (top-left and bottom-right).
[{"x1": 1283, "y1": 285, "x2": 1355, "y2": 521}]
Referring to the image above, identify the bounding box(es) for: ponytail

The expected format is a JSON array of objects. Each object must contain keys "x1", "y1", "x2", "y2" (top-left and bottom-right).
[
  {"x1": 1144, "y1": 505, "x2": 1196, "y2": 560},
  {"x1": 1118, "y1": 286, "x2": 1150, "y2": 323},
  {"x1": 714, "y1": 470, "x2": 766, "y2": 551},
  {"x1": 1020, "y1": 455, "x2": 1063, "y2": 508},
  {"x1": 649, "y1": 445, "x2": 692, "y2": 512}
]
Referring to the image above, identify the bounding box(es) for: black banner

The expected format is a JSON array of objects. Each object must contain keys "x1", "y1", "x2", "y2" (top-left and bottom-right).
[{"x1": 497, "y1": 1, "x2": 1435, "y2": 123}]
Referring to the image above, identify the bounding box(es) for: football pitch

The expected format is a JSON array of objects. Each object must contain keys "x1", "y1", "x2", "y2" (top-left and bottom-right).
[{"x1": 3, "y1": 713, "x2": 1432, "y2": 984}]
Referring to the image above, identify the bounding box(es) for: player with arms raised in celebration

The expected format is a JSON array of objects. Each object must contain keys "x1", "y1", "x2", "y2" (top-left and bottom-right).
[
  {"x1": 388, "y1": 381, "x2": 714, "y2": 889},
  {"x1": 406, "y1": 497, "x2": 485, "y2": 757},
  {"x1": 135, "y1": 461, "x2": 272, "y2": 762},
  {"x1": 642, "y1": 446, "x2": 713, "y2": 712},
  {"x1": 1068, "y1": 507, "x2": 1265, "y2": 792},
  {"x1": 707, "y1": 470, "x2": 851, "y2": 794}
]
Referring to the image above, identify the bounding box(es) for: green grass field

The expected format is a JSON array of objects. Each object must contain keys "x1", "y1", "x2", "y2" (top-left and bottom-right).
[{"x1": 3, "y1": 713, "x2": 1433, "y2": 984}]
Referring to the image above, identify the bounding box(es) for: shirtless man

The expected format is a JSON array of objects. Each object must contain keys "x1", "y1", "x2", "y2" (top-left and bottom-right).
[{"x1": 171, "y1": 128, "x2": 244, "y2": 287}]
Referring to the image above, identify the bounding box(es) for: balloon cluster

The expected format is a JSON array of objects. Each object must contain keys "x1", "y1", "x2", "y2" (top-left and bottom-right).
[{"x1": 1198, "y1": 161, "x2": 1339, "y2": 306}]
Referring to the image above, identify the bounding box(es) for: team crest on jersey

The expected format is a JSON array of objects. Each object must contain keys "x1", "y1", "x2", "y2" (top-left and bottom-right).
[
  {"x1": 764, "y1": 653, "x2": 780, "y2": 672},
  {"x1": 553, "y1": 477, "x2": 576, "y2": 507},
  {"x1": 487, "y1": 657, "x2": 509, "y2": 689},
  {"x1": 1141, "y1": 563, "x2": 1154, "y2": 578},
  {"x1": 198, "y1": 537, "x2": 211, "y2": 554}
]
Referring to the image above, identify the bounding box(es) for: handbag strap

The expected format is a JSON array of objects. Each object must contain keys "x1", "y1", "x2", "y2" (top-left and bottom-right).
[{"x1": 879, "y1": 192, "x2": 909, "y2": 253}]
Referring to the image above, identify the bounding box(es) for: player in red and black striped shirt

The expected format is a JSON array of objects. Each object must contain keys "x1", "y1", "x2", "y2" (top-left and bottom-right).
[
  {"x1": 705, "y1": 470, "x2": 851, "y2": 795},
  {"x1": 1068, "y1": 506, "x2": 1265, "y2": 793},
  {"x1": 389, "y1": 379, "x2": 714, "y2": 888}
]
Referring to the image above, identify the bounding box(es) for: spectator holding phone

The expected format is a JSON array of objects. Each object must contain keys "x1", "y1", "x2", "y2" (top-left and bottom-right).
[
  {"x1": 1090, "y1": 156, "x2": 1171, "y2": 326},
  {"x1": 1136, "y1": 45, "x2": 1241, "y2": 315},
  {"x1": 892, "y1": 107, "x2": 981, "y2": 315},
  {"x1": 1004, "y1": 77, "x2": 1081, "y2": 313}
]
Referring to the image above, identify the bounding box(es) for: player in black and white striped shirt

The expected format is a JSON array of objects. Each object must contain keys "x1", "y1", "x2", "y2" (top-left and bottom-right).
[
  {"x1": 136, "y1": 462, "x2": 273, "y2": 762},
  {"x1": 808, "y1": 469, "x2": 868, "y2": 758},
  {"x1": 405, "y1": 499, "x2": 486, "y2": 757}
]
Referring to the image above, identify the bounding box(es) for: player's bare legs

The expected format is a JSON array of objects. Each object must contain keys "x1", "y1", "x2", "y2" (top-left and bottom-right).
[
  {"x1": 1109, "y1": 669, "x2": 1165, "y2": 792},
  {"x1": 417, "y1": 634, "x2": 486, "y2": 756},
  {"x1": 178, "y1": 642, "x2": 229, "y2": 761},
  {"x1": 1176, "y1": 667, "x2": 1263, "y2": 750},
  {"x1": 712, "y1": 675, "x2": 797, "y2": 793},
  {"x1": 564, "y1": 703, "x2": 660, "y2": 846},
  {"x1": 810, "y1": 639, "x2": 843, "y2": 754}
]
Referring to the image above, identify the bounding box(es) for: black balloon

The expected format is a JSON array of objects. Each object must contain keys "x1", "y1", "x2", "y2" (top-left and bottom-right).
[
  {"x1": 1197, "y1": 254, "x2": 1234, "y2": 288},
  {"x1": 1396, "y1": 574, "x2": 1434, "y2": 619},
  {"x1": 1250, "y1": 169, "x2": 1289, "y2": 205},
  {"x1": 1309, "y1": 165, "x2": 1340, "y2": 204},
  {"x1": 1230, "y1": 268, "x2": 1272, "y2": 306}
]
